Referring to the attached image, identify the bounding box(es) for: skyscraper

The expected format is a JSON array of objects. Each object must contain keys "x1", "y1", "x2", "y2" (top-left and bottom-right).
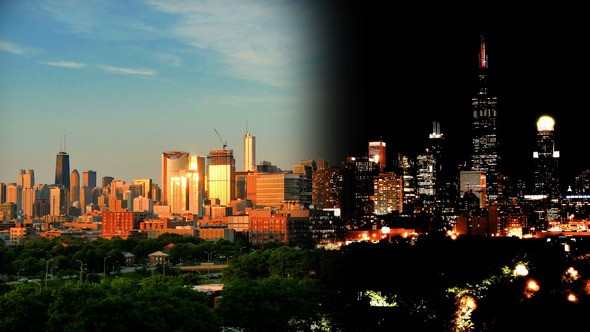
[
  {"x1": 244, "y1": 129, "x2": 256, "y2": 172},
  {"x1": 533, "y1": 116, "x2": 560, "y2": 200},
  {"x1": 207, "y1": 149, "x2": 236, "y2": 206},
  {"x1": 161, "y1": 151, "x2": 189, "y2": 205},
  {"x1": 70, "y1": 169, "x2": 80, "y2": 206},
  {"x1": 471, "y1": 36, "x2": 501, "y2": 202},
  {"x1": 368, "y1": 141, "x2": 386, "y2": 171},
  {"x1": 55, "y1": 150, "x2": 70, "y2": 191},
  {"x1": 83, "y1": 170, "x2": 97, "y2": 189}
]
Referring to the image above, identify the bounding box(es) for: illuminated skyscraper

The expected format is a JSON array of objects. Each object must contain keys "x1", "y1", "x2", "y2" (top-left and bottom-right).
[
  {"x1": 368, "y1": 141, "x2": 386, "y2": 171},
  {"x1": 55, "y1": 150, "x2": 70, "y2": 191},
  {"x1": 533, "y1": 116, "x2": 560, "y2": 200},
  {"x1": 207, "y1": 149, "x2": 235, "y2": 206},
  {"x1": 161, "y1": 151, "x2": 189, "y2": 205},
  {"x1": 471, "y1": 36, "x2": 501, "y2": 201},
  {"x1": 244, "y1": 129, "x2": 256, "y2": 172}
]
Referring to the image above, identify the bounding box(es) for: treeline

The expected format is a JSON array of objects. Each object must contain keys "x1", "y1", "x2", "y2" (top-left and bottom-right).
[
  {"x1": 3, "y1": 235, "x2": 590, "y2": 331},
  {"x1": 0, "y1": 234, "x2": 252, "y2": 279}
]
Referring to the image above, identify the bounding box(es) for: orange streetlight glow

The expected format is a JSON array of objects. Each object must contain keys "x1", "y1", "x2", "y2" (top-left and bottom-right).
[
  {"x1": 527, "y1": 280, "x2": 540, "y2": 292},
  {"x1": 567, "y1": 293, "x2": 578, "y2": 303}
]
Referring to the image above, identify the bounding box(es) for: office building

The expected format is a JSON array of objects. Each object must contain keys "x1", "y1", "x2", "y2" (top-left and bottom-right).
[
  {"x1": 55, "y1": 150, "x2": 70, "y2": 191},
  {"x1": 255, "y1": 173, "x2": 303, "y2": 209},
  {"x1": 368, "y1": 141, "x2": 386, "y2": 171},
  {"x1": 70, "y1": 169, "x2": 80, "y2": 205},
  {"x1": 460, "y1": 171, "x2": 486, "y2": 209},
  {"x1": 50, "y1": 186, "x2": 68, "y2": 216},
  {"x1": 471, "y1": 36, "x2": 501, "y2": 202},
  {"x1": 161, "y1": 151, "x2": 189, "y2": 205},
  {"x1": 83, "y1": 170, "x2": 97, "y2": 189},
  {"x1": 374, "y1": 172, "x2": 403, "y2": 214},
  {"x1": 19, "y1": 170, "x2": 34, "y2": 189},
  {"x1": 533, "y1": 116, "x2": 560, "y2": 200},
  {"x1": 244, "y1": 130, "x2": 256, "y2": 172},
  {"x1": 207, "y1": 149, "x2": 235, "y2": 206}
]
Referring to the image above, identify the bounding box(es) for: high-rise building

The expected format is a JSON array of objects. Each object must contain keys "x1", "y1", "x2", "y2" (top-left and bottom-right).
[
  {"x1": 55, "y1": 151, "x2": 70, "y2": 191},
  {"x1": 207, "y1": 149, "x2": 235, "y2": 206},
  {"x1": 50, "y1": 186, "x2": 68, "y2": 216},
  {"x1": 5, "y1": 183, "x2": 22, "y2": 213},
  {"x1": 460, "y1": 171, "x2": 486, "y2": 209},
  {"x1": 70, "y1": 169, "x2": 80, "y2": 205},
  {"x1": 19, "y1": 170, "x2": 34, "y2": 189},
  {"x1": 83, "y1": 170, "x2": 97, "y2": 189},
  {"x1": 471, "y1": 36, "x2": 501, "y2": 202},
  {"x1": 368, "y1": 141, "x2": 386, "y2": 171},
  {"x1": 373, "y1": 172, "x2": 403, "y2": 214},
  {"x1": 161, "y1": 151, "x2": 189, "y2": 205},
  {"x1": 244, "y1": 130, "x2": 256, "y2": 172},
  {"x1": 533, "y1": 116, "x2": 560, "y2": 200}
]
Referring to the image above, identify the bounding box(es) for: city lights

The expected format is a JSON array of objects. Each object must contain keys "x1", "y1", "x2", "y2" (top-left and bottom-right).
[{"x1": 513, "y1": 264, "x2": 529, "y2": 277}]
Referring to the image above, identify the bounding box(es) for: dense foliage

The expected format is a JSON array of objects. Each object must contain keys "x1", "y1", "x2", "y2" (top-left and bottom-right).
[{"x1": 3, "y1": 234, "x2": 590, "y2": 331}]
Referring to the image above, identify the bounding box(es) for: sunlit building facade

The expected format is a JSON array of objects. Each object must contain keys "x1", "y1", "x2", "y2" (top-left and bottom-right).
[
  {"x1": 161, "y1": 151, "x2": 189, "y2": 205},
  {"x1": 207, "y1": 149, "x2": 235, "y2": 206},
  {"x1": 50, "y1": 185, "x2": 68, "y2": 216},
  {"x1": 244, "y1": 131, "x2": 256, "y2": 172},
  {"x1": 70, "y1": 169, "x2": 80, "y2": 206},
  {"x1": 255, "y1": 173, "x2": 302, "y2": 209}
]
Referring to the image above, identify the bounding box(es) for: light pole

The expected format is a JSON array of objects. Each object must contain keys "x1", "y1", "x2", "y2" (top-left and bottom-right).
[
  {"x1": 45, "y1": 258, "x2": 54, "y2": 289},
  {"x1": 76, "y1": 260, "x2": 83, "y2": 282},
  {"x1": 204, "y1": 251, "x2": 216, "y2": 276},
  {"x1": 104, "y1": 256, "x2": 111, "y2": 277}
]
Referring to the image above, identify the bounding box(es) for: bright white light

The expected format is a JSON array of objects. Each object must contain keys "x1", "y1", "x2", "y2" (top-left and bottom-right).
[
  {"x1": 537, "y1": 115, "x2": 555, "y2": 131},
  {"x1": 514, "y1": 264, "x2": 529, "y2": 277}
]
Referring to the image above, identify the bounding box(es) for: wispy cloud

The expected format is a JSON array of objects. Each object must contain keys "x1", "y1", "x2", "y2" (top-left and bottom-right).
[
  {"x1": 96, "y1": 65, "x2": 157, "y2": 76},
  {"x1": 0, "y1": 40, "x2": 40, "y2": 56},
  {"x1": 143, "y1": 0, "x2": 315, "y2": 87},
  {"x1": 39, "y1": 61, "x2": 87, "y2": 68}
]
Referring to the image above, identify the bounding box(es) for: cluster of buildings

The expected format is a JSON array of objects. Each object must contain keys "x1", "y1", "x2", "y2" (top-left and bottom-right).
[{"x1": 1, "y1": 37, "x2": 590, "y2": 247}]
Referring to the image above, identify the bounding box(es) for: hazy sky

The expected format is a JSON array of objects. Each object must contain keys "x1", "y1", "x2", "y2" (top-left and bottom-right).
[{"x1": 0, "y1": 0, "x2": 328, "y2": 185}]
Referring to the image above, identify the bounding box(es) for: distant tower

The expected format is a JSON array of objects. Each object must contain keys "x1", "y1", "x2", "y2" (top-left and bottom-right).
[
  {"x1": 55, "y1": 141, "x2": 70, "y2": 191},
  {"x1": 471, "y1": 36, "x2": 501, "y2": 202},
  {"x1": 244, "y1": 125, "x2": 256, "y2": 172},
  {"x1": 533, "y1": 116, "x2": 560, "y2": 199}
]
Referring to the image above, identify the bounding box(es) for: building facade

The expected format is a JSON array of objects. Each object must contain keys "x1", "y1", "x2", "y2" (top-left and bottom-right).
[{"x1": 471, "y1": 36, "x2": 501, "y2": 202}]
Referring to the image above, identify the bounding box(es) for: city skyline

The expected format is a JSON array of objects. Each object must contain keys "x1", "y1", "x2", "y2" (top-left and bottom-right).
[
  {"x1": 0, "y1": 1, "x2": 332, "y2": 185},
  {"x1": 2, "y1": 3, "x2": 589, "y2": 189}
]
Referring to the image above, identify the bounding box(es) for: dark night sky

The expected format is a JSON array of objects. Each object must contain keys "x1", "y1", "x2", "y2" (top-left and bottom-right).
[{"x1": 317, "y1": 4, "x2": 589, "y2": 190}]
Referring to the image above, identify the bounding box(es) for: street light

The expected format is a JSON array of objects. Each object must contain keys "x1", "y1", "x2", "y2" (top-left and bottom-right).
[
  {"x1": 45, "y1": 258, "x2": 54, "y2": 289},
  {"x1": 204, "y1": 251, "x2": 216, "y2": 276},
  {"x1": 104, "y1": 256, "x2": 111, "y2": 277},
  {"x1": 76, "y1": 260, "x2": 83, "y2": 282}
]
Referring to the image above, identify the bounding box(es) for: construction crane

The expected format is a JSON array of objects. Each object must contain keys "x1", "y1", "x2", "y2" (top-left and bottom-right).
[{"x1": 213, "y1": 128, "x2": 227, "y2": 150}]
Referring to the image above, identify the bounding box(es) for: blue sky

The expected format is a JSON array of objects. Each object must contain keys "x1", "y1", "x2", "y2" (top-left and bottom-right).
[{"x1": 0, "y1": 0, "x2": 327, "y2": 185}]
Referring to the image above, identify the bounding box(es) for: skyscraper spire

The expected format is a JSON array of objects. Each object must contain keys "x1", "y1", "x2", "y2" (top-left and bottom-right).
[{"x1": 479, "y1": 35, "x2": 488, "y2": 69}]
